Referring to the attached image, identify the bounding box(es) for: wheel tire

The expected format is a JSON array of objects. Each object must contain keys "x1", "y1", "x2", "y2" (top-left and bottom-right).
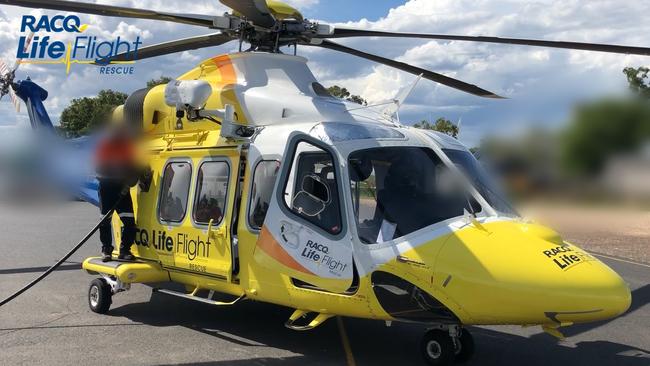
[
  {"x1": 454, "y1": 328, "x2": 475, "y2": 364},
  {"x1": 421, "y1": 329, "x2": 455, "y2": 366},
  {"x1": 88, "y1": 278, "x2": 112, "y2": 314}
]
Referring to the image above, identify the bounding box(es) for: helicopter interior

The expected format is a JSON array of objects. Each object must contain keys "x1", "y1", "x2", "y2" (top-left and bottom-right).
[
  {"x1": 349, "y1": 146, "x2": 484, "y2": 244},
  {"x1": 277, "y1": 121, "x2": 511, "y2": 248}
]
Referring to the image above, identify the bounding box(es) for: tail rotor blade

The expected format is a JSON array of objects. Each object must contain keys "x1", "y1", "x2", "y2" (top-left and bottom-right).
[
  {"x1": 13, "y1": 31, "x2": 34, "y2": 72},
  {"x1": 9, "y1": 86, "x2": 21, "y2": 113},
  {"x1": 0, "y1": 59, "x2": 9, "y2": 75}
]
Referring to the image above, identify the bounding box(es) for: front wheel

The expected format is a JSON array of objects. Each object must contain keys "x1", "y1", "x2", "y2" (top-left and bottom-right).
[
  {"x1": 421, "y1": 329, "x2": 455, "y2": 366},
  {"x1": 88, "y1": 278, "x2": 112, "y2": 314}
]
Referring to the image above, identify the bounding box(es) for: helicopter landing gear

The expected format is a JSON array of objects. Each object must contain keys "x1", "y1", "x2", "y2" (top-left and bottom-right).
[
  {"x1": 88, "y1": 278, "x2": 111, "y2": 314},
  {"x1": 420, "y1": 325, "x2": 474, "y2": 365},
  {"x1": 453, "y1": 328, "x2": 475, "y2": 364},
  {"x1": 87, "y1": 274, "x2": 130, "y2": 314}
]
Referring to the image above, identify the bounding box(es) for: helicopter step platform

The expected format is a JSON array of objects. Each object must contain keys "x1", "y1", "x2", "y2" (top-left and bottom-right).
[
  {"x1": 153, "y1": 288, "x2": 246, "y2": 306},
  {"x1": 82, "y1": 257, "x2": 170, "y2": 284},
  {"x1": 285, "y1": 309, "x2": 335, "y2": 331}
]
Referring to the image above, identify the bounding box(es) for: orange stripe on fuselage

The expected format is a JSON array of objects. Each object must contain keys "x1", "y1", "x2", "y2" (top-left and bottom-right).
[
  {"x1": 210, "y1": 55, "x2": 237, "y2": 85},
  {"x1": 258, "y1": 226, "x2": 314, "y2": 275}
]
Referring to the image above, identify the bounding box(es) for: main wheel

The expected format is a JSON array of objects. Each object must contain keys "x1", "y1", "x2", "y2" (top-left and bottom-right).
[
  {"x1": 454, "y1": 328, "x2": 475, "y2": 364},
  {"x1": 88, "y1": 278, "x2": 112, "y2": 314},
  {"x1": 421, "y1": 329, "x2": 455, "y2": 366}
]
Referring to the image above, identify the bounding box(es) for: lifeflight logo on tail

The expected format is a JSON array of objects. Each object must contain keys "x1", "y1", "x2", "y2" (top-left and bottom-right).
[{"x1": 16, "y1": 15, "x2": 142, "y2": 75}]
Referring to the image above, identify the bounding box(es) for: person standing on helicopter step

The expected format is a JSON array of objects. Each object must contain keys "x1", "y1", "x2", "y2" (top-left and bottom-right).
[{"x1": 94, "y1": 121, "x2": 140, "y2": 262}]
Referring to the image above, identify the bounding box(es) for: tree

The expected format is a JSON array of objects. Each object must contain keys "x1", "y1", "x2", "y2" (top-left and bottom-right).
[
  {"x1": 413, "y1": 118, "x2": 459, "y2": 138},
  {"x1": 623, "y1": 67, "x2": 650, "y2": 99},
  {"x1": 326, "y1": 85, "x2": 367, "y2": 105},
  {"x1": 59, "y1": 89, "x2": 128, "y2": 138},
  {"x1": 561, "y1": 98, "x2": 650, "y2": 176},
  {"x1": 146, "y1": 76, "x2": 173, "y2": 89},
  {"x1": 560, "y1": 67, "x2": 650, "y2": 176}
]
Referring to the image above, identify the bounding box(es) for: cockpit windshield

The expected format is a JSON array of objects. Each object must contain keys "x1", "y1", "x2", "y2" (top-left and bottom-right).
[
  {"x1": 348, "y1": 147, "x2": 480, "y2": 244},
  {"x1": 442, "y1": 149, "x2": 518, "y2": 217}
]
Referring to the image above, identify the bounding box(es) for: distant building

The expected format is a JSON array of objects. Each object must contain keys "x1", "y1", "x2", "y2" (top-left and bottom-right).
[{"x1": 601, "y1": 143, "x2": 650, "y2": 199}]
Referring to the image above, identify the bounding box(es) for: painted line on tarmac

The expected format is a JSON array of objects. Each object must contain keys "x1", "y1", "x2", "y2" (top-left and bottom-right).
[
  {"x1": 590, "y1": 252, "x2": 650, "y2": 269},
  {"x1": 337, "y1": 316, "x2": 356, "y2": 366}
]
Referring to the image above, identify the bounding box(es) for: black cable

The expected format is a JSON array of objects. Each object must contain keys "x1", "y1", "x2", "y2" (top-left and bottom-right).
[
  {"x1": 205, "y1": 115, "x2": 221, "y2": 125},
  {"x1": 0, "y1": 191, "x2": 127, "y2": 308}
]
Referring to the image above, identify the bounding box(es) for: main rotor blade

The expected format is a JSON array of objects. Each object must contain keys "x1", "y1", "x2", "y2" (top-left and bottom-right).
[
  {"x1": 311, "y1": 40, "x2": 503, "y2": 99},
  {"x1": 103, "y1": 33, "x2": 234, "y2": 63},
  {"x1": 324, "y1": 28, "x2": 650, "y2": 56},
  {"x1": 220, "y1": 0, "x2": 275, "y2": 28},
  {"x1": 0, "y1": 0, "x2": 216, "y2": 28}
]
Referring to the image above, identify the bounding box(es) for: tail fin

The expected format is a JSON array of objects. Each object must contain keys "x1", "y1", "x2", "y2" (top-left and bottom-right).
[{"x1": 14, "y1": 78, "x2": 55, "y2": 132}]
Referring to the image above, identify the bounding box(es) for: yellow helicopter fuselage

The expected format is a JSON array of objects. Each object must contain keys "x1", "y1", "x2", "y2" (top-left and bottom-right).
[{"x1": 83, "y1": 52, "x2": 630, "y2": 332}]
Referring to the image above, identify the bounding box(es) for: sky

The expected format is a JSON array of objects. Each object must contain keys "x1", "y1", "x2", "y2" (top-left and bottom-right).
[{"x1": 0, "y1": 0, "x2": 649, "y2": 147}]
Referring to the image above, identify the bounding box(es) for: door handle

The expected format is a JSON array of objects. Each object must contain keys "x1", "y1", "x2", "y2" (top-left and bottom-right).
[
  {"x1": 207, "y1": 219, "x2": 227, "y2": 239},
  {"x1": 214, "y1": 226, "x2": 227, "y2": 238},
  {"x1": 396, "y1": 255, "x2": 426, "y2": 266}
]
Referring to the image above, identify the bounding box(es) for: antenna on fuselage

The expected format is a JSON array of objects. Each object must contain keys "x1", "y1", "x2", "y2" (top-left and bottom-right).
[{"x1": 381, "y1": 74, "x2": 423, "y2": 122}]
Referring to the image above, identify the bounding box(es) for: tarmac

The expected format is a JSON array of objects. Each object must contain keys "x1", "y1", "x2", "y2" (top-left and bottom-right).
[{"x1": 0, "y1": 201, "x2": 648, "y2": 365}]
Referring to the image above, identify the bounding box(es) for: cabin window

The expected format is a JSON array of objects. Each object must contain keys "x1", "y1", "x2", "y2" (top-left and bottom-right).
[
  {"x1": 248, "y1": 160, "x2": 281, "y2": 230},
  {"x1": 193, "y1": 161, "x2": 230, "y2": 226},
  {"x1": 283, "y1": 141, "x2": 342, "y2": 235},
  {"x1": 159, "y1": 161, "x2": 192, "y2": 223},
  {"x1": 348, "y1": 147, "x2": 474, "y2": 244}
]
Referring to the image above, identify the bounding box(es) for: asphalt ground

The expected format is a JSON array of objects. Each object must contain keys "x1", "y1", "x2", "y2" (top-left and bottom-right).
[{"x1": 0, "y1": 201, "x2": 649, "y2": 366}]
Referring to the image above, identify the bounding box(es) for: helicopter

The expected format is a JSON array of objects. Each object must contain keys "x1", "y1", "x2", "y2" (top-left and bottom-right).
[{"x1": 1, "y1": 1, "x2": 646, "y2": 365}]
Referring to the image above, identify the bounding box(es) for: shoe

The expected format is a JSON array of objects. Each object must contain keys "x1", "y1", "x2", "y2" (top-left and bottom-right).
[
  {"x1": 101, "y1": 247, "x2": 113, "y2": 262},
  {"x1": 117, "y1": 252, "x2": 135, "y2": 261}
]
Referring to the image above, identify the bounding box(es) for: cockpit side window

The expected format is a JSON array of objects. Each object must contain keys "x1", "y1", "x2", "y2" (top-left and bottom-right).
[
  {"x1": 283, "y1": 141, "x2": 342, "y2": 235},
  {"x1": 349, "y1": 147, "x2": 473, "y2": 244}
]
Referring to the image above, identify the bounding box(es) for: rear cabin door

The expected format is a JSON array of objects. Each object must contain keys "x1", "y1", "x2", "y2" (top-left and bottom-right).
[
  {"x1": 254, "y1": 133, "x2": 354, "y2": 293},
  {"x1": 158, "y1": 148, "x2": 240, "y2": 282}
]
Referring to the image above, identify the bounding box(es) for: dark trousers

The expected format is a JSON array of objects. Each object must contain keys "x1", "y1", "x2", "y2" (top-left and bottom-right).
[{"x1": 98, "y1": 179, "x2": 136, "y2": 254}]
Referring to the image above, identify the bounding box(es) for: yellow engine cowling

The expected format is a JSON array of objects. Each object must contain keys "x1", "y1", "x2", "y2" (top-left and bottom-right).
[{"x1": 266, "y1": 0, "x2": 303, "y2": 21}]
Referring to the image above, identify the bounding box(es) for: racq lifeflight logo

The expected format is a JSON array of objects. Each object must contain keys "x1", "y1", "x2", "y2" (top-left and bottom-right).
[{"x1": 16, "y1": 14, "x2": 142, "y2": 75}]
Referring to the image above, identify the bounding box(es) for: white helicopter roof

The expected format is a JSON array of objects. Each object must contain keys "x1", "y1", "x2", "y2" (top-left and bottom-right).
[
  {"x1": 221, "y1": 52, "x2": 471, "y2": 160},
  {"x1": 222, "y1": 52, "x2": 396, "y2": 127},
  {"x1": 250, "y1": 119, "x2": 469, "y2": 163}
]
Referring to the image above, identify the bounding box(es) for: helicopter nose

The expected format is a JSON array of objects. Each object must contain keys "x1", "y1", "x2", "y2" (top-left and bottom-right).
[
  {"x1": 555, "y1": 257, "x2": 631, "y2": 323},
  {"x1": 432, "y1": 222, "x2": 632, "y2": 325}
]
